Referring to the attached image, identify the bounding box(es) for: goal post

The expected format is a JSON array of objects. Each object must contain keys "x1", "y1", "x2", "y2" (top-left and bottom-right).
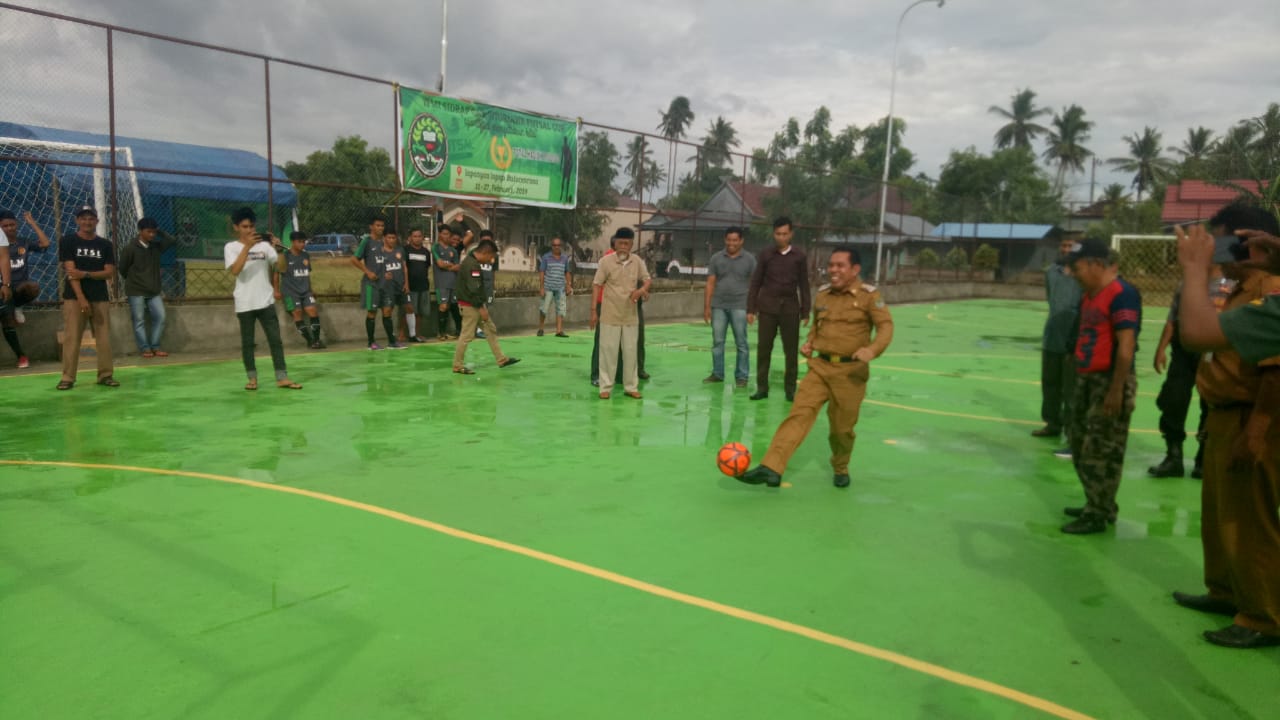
[{"x1": 1111, "y1": 233, "x2": 1179, "y2": 307}]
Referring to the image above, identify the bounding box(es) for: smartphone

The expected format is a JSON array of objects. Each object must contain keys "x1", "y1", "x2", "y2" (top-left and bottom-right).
[{"x1": 1212, "y1": 235, "x2": 1247, "y2": 263}]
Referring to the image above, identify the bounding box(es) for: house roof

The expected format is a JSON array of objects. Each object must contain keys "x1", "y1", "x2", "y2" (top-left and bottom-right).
[
  {"x1": 0, "y1": 122, "x2": 297, "y2": 205},
  {"x1": 930, "y1": 223, "x2": 1057, "y2": 240},
  {"x1": 1161, "y1": 179, "x2": 1265, "y2": 224},
  {"x1": 820, "y1": 212, "x2": 939, "y2": 246},
  {"x1": 727, "y1": 181, "x2": 779, "y2": 217}
]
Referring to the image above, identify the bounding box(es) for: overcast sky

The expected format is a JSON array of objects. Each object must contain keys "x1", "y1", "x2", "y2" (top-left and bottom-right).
[{"x1": 3, "y1": 0, "x2": 1278, "y2": 203}]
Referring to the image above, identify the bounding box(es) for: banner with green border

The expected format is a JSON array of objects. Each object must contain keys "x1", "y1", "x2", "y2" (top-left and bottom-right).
[{"x1": 398, "y1": 88, "x2": 579, "y2": 209}]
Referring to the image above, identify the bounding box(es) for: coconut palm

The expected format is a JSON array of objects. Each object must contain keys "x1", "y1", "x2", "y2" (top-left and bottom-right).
[
  {"x1": 1042, "y1": 104, "x2": 1094, "y2": 192},
  {"x1": 1169, "y1": 127, "x2": 1216, "y2": 162},
  {"x1": 622, "y1": 135, "x2": 664, "y2": 198},
  {"x1": 656, "y1": 96, "x2": 694, "y2": 197},
  {"x1": 1101, "y1": 183, "x2": 1128, "y2": 205},
  {"x1": 989, "y1": 89, "x2": 1052, "y2": 151},
  {"x1": 1108, "y1": 127, "x2": 1175, "y2": 201},
  {"x1": 689, "y1": 116, "x2": 740, "y2": 175}
]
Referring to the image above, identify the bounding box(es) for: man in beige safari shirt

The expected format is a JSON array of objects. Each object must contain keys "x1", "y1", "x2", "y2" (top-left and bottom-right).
[{"x1": 591, "y1": 227, "x2": 651, "y2": 399}]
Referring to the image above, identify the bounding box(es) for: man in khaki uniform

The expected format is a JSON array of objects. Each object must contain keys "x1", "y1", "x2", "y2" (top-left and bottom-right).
[
  {"x1": 591, "y1": 228, "x2": 651, "y2": 399},
  {"x1": 1172, "y1": 205, "x2": 1280, "y2": 649},
  {"x1": 740, "y1": 246, "x2": 893, "y2": 488},
  {"x1": 452, "y1": 239, "x2": 520, "y2": 374}
]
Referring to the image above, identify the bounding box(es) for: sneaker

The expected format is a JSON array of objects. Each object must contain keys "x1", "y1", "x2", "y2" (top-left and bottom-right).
[
  {"x1": 556, "y1": 332, "x2": 569, "y2": 338},
  {"x1": 703, "y1": 375, "x2": 724, "y2": 384},
  {"x1": 537, "y1": 330, "x2": 545, "y2": 337},
  {"x1": 388, "y1": 342, "x2": 409, "y2": 350},
  {"x1": 13, "y1": 308, "x2": 24, "y2": 324},
  {"x1": 1053, "y1": 446, "x2": 1072, "y2": 459},
  {"x1": 735, "y1": 379, "x2": 748, "y2": 388},
  {"x1": 369, "y1": 343, "x2": 383, "y2": 351},
  {"x1": 16, "y1": 356, "x2": 29, "y2": 369},
  {"x1": 409, "y1": 336, "x2": 427, "y2": 343}
]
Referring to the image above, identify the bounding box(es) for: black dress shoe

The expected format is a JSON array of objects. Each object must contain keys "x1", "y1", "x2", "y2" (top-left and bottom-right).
[
  {"x1": 638, "y1": 370, "x2": 651, "y2": 380},
  {"x1": 785, "y1": 391, "x2": 795, "y2": 402},
  {"x1": 1062, "y1": 507, "x2": 1116, "y2": 524},
  {"x1": 1031, "y1": 425, "x2": 1061, "y2": 438},
  {"x1": 1203, "y1": 624, "x2": 1280, "y2": 649},
  {"x1": 738, "y1": 466, "x2": 782, "y2": 488},
  {"x1": 1172, "y1": 591, "x2": 1238, "y2": 616},
  {"x1": 749, "y1": 391, "x2": 769, "y2": 401},
  {"x1": 1061, "y1": 516, "x2": 1108, "y2": 534},
  {"x1": 833, "y1": 473, "x2": 850, "y2": 488}
]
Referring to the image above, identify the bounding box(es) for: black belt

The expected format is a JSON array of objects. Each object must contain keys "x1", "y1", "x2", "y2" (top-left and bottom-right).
[{"x1": 816, "y1": 353, "x2": 859, "y2": 364}]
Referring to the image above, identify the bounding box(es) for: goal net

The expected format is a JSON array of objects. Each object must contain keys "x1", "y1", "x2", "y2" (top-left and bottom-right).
[
  {"x1": 1111, "y1": 234, "x2": 1179, "y2": 308},
  {"x1": 0, "y1": 138, "x2": 144, "y2": 300}
]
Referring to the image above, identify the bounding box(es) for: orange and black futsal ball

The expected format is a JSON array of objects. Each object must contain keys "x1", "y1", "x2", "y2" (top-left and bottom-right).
[{"x1": 716, "y1": 442, "x2": 751, "y2": 478}]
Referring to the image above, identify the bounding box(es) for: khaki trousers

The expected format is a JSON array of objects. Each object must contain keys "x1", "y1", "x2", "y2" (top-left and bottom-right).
[
  {"x1": 598, "y1": 323, "x2": 639, "y2": 394},
  {"x1": 453, "y1": 306, "x2": 506, "y2": 369},
  {"x1": 761, "y1": 357, "x2": 868, "y2": 475},
  {"x1": 61, "y1": 300, "x2": 113, "y2": 382}
]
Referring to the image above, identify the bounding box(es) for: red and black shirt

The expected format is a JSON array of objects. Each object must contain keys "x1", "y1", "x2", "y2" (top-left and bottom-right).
[{"x1": 1074, "y1": 278, "x2": 1142, "y2": 374}]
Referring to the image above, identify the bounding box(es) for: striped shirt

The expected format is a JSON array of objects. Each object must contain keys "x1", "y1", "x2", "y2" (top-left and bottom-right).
[{"x1": 540, "y1": 251, "x2": 571, "y2": 292}]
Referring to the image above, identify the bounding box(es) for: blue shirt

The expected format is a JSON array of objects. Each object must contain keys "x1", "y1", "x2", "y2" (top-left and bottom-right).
[{"x1": 540, "y1": 252, "x2": 571, "y2": 292}]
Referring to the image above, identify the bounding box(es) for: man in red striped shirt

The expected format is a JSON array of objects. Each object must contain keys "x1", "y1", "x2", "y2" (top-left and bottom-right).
[{"x1": 1061, "y1": 238, "x2": 1143, "y2": 534}]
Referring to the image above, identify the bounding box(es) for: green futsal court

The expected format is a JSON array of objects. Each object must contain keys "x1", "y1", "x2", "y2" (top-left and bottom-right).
[{"x1": 0, "y1": 299, "x2": 1274, "y2": 719}]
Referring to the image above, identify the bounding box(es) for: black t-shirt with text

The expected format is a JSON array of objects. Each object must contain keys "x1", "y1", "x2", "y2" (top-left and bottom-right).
[
  {"x1": 59, "y1": 233, "x2": 116, "y2": 302},
  {"x1": 404, "y1": 245, "x2": 433, "y2": 292}
]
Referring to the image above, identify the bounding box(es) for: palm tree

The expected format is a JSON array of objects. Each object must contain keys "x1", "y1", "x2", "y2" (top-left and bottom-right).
[
  {"x1": 1101, "y1": 183, "x2": 1128, "y2": 206},
  {"x1": 1042, "y1": 104, "x2": 1094, "y2": 192},
  {"x1": 622, "y1": 135, "x2": 664, "y2": 198},
  {"x1": 989, "y1": 89, "x2": 1052, "y2": 151},
  {"x1": 656, "y1": 96, "x2": 694, "y2": 197},
  {"x1": 1169, "y1": 126, "x2": 1216, "y2": 162},
  {"x1": 1108, "y1": 126, "x2": 1176, "y2": 201},
  {"x1": 690, "y1": 116, "x2": 740, "y2": 175}
]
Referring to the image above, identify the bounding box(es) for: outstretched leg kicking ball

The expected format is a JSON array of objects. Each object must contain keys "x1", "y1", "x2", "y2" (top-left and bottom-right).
[{"x1": 738, "y1": 247, "x2": 893, "y2": 488}]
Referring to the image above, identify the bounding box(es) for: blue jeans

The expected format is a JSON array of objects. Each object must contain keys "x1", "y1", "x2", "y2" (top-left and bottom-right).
[
  {"x1": 128, "y1": 295, "x2": 166, "y2": 351},
  {"x1": 711, "y1": 307, "x2": 749, "y2": 381}
]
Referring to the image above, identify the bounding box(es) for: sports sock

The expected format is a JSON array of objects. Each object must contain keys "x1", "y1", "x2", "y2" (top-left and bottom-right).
[
  {"x1": 406, "y1": 313, "x2": 417, "y2": 337},
  {"x1": 294, "y1": 320, "x2": 311, "y2": 344},
  {"x1": 3, "y1": 326, "x2": 23, "y2": 357},
  {"x1": 365, "y1": 317, "x2": 376, "y2": 344},
  {"x1": 382, "y1": 316, "x2": 395, "y2": 344},
  {"x1": 309, "y1": 317, "x2": 321, "y2": 343}
]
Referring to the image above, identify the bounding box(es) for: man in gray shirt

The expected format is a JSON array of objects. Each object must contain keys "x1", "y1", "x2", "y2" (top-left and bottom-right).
[
  {"x1": 704, "y1": 227, "x2": 757, "y2": 387},
  {"x1": 117, "y1": 217, "x2": 175, "y2": 357},
  {"x1": 1035, "y1": 235, "x2": 1082, "y2": 448}
]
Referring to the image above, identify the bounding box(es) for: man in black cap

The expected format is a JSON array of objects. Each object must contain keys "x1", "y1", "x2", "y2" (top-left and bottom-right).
[
  {"x1": 1060, "y1": 238, "x2": 1142, "y2": 534},
  {"x1": 57, "y1": 205, "x2": 118, "y2": 389},
  {"x1": 118, "y1": 217, "x2": 175, "y2": 358}
]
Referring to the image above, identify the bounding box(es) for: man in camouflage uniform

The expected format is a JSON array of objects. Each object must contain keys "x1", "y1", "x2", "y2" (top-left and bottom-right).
[
  {"x1": 1061, "y1": 239, "x2": 1142, "y2": 534},
  {"x1": 738, "y1": 246, "x2": 893, "y2": 488}
]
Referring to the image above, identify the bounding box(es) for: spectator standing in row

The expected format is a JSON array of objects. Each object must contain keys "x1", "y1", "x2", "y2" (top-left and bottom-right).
[
  {"x1": 0, "y1": 210, "x2": 50, "y2": 368},
  {"x1": 57, "y1": 206, "x2": 118, "y2": 390},
  {"x1": 117, "y1": 217, "x2": 174, "y2": 358},
  {"x1": 748, "y1": 217, "x2": 809, "y2": 402},
  {"x1": 703, "y1": 226, "x2": 756, "y2": 388},
  {"x1": 433, "y1": 224, "x2": 461, "y2": 339},
  {"x1": 538, "y1": 236, "x2": 572, "y2": 337},
  {"x1": 275, "y1": 231, "x2": 325, "y2": 349},
  {"x1": 224, "y1": 207, "x2": 300, "y2": 390}
]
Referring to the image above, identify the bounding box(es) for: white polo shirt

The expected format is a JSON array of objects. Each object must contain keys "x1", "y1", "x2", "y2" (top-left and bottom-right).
[{"x1": 224, "y1": 239, "x2": 278, "y2": 313}]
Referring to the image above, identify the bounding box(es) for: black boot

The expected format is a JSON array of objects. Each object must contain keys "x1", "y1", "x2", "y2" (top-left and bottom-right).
[
  {"x1": 1190, "y1": 442, "x2": 1204, "y2": 479},
  {"x1": 1147, "y1": 442, "x2": 1184, "y2": 478}
]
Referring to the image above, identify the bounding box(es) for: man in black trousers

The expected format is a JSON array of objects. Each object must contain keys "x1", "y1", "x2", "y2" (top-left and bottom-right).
[{"x1": 747, "y1": 217, "x2": 809, "y2": 402}]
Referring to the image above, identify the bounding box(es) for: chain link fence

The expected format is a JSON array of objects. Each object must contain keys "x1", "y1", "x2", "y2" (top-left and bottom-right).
[{"x1": 2, "y1": 2, "x2": 1207, "y2": 313}]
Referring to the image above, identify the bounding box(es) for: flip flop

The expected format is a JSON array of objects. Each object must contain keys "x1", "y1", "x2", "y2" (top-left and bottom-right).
[
  {"x1": 97, "y1": 376, "x2": 120, "y2": 387},
  {"x1": 625, "y1": 391, "x2": 643, "y2": 399},
  {"x1": 245, "y1": 380, "x2": 258, "y2": 391},
  {"x1": 453, "y1": 367, "x2": 475, "y2": 375},
  {"x1": 599, "y1": 391, "x2": 611, "y2": 399},
  {"x1": 276, "y1": 381, "x2": 303, "y2": 390},
  {"x1": 141, "y1": 351, "x2": 155, "y2": 358},
  {"x1": 154, "y1": 350, "x2": 169, "y2": 358},
  {"x1": 56, "y1": 380, "x2": 74, "y2": 391}
]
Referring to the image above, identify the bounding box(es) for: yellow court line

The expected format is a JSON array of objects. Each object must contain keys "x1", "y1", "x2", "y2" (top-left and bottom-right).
[
  {"x1": 0, "y1": 459, "x2": 1093, "y2": 720},
  {"x1": 864, "y1": 399, "x2": 1160, "y2": 436}
]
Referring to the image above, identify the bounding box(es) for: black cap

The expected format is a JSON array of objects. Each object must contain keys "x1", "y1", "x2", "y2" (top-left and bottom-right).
[
  {"x1": 76, "y1": 205, "x2": 98, "y2": 218},
  {"x1": 1066, "y1": 238, "x2": 1110, "y2": 263},
  {"x1": 137, "y1": 217, "x2": 159, "y2": 230},
  {"x1": 0, "y1": 210, "x2": 14, "y2": 222}
]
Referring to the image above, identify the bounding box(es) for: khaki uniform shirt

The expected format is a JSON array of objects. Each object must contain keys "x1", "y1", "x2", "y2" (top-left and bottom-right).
[
  {"x1": 1196, "y1": 271, "x2": 1280, "y2": 407},
  {"x1": 808, "y1": 282, "x2": 894, "y2": 379},
  {"x1": 593, "y1": 253, "x2": 650, "y2": 326}
]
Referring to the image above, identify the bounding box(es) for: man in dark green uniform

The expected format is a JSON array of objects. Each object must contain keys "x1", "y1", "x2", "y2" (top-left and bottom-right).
[
  {"x1": 739, "y1": 246, "x2": 893, "y2": 488},
  {"x1": 452, "y1": 239, "x2": 520, "y2": 374}
]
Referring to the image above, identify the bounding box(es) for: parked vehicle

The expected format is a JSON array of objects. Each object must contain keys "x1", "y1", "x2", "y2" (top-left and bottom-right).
[{"x1": 307, "y1": 233, "x2": 358, "y2": 256}]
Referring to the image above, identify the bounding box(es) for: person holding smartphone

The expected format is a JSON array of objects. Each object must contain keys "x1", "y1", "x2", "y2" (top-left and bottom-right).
[{"x1": 224, "y1": 207, "x2": 300, "y2": 390}]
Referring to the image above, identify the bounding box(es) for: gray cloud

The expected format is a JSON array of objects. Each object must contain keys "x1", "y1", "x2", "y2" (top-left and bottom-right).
[{"x1": 2, "y1": 0, "x2": 1277, "y2": 203}]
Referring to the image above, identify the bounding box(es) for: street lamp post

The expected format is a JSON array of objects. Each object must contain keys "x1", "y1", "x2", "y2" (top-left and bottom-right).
[
  {"x1": 437, "y1": 0, "x2": 449, "y2": 93},
  {"x1": 874, "y1": 0, "x2": 945, "y2": 284}
]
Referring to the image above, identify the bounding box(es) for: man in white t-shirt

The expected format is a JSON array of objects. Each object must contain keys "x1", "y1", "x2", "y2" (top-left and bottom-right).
[{"x1": 224, "y1": 206, "x2": 300, "y2": 390}]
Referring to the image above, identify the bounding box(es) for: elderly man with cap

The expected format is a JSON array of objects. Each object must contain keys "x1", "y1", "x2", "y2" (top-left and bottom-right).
[
  {"x1": 590, "y1": 227, "x2": 651, "y2": 399},
  {"x1": 117, "y1": 217, "x2": 175, "y2": 358},
  {"x1": 1059, "y1": 238, "x2": 1142, "y2": 534},
  {"x1": 57, "y1": 205, "x2": 118, "y2": 390}
]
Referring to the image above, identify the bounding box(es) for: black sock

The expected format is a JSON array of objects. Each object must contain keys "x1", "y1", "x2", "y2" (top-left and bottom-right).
[
  {"x1": 309, "y1": 317, "x2": 321, "y2": 343},
  {"x1": 438, "y1": 310, "x2": 447, "y2": 336},
  {"x1": 2, "y1": 327, "x2": 23, "y2": 357},
  {"x1": 294, "y1": 320, "x2": 311, "y2": 344},
  {"x1": 366, "y1": 317, "x2": 376, "y2": 344},
  {"x1": 382, "y1": 316, "x2": 395, "y2": 343}
]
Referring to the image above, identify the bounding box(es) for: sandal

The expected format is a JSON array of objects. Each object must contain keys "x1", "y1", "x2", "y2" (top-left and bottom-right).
[
  {"x1": 245, "y1": 379, "x2": 258, "y2": 391},
  {"x1": 599, "y1": 391, "x2": 611, "y2": 399},
  {"x1": 625, "y1": 391, "x2": 643, "y2": 399},
  {"x1": 56, "y1": 380, "x2": 75, "y2": 391},
  {"x1": 276, "y1": 380, "x2": 303, "y2": 390},
  {"x1": 453, "y1": 367, "x2": 475, "y2": 375},
  {"x1": 97, "y1": 376, "x2": 120, "y2": 387},
  {"x1": 154, "y1": 350, "x2": 169, "y2": 358},
  {"x1": 141, "y1": 351, "x2": 155, "y2": 358}
]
